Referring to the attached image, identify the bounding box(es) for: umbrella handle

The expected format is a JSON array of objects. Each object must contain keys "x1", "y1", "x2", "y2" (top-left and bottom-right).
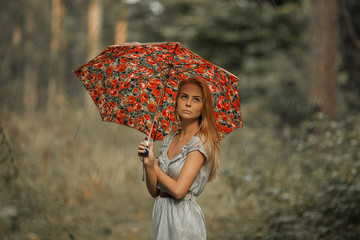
[
  {"x1": 142, "y1": 156, "x2": 145, "y2": 181},
  {"x1": 142, "y1": 148, "x2": 148, "y2": 181},
  {"x1": 141, "y1": 144, "x2": 149, "y2": 181},
  {"x1": 142, "y1": 122, "x2": 153, "y2": 181},
  {"x1": 142, "y1": 147, "x2": 149, "y2": 157}
]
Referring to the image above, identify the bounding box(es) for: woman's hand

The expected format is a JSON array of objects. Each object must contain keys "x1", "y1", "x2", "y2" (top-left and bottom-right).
[
  {"x1": 138, "y1": 139, "x2": 159, "y2": 198},
  {"x1": 138, "y1": 139, "x2": 155, "y2": 167}
]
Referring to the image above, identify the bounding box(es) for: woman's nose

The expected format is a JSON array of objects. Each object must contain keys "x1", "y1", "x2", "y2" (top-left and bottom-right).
[{"x1": 185, "y1": 99, "x2": 191, "y2": 107}]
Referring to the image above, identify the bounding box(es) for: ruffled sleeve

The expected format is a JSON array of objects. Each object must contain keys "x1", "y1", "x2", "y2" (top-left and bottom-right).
[{"x1": 185, "y1": 135, "x2": 209, "y2": 163}]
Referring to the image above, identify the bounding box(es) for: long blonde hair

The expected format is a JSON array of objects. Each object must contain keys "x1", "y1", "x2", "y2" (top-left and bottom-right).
[{"x1": 175, "y1": 76, "x2": 220, "y2": 182}]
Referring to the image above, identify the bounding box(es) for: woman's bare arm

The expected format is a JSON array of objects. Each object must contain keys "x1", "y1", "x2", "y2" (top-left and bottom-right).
[{"x1": 155, "y1": 151, "x2": 204, "y2": 199}]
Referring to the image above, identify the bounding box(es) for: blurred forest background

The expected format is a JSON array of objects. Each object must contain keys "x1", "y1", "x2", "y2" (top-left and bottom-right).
[{"x1": 1, "y1": 0, "x2": 360, "y2": 239}]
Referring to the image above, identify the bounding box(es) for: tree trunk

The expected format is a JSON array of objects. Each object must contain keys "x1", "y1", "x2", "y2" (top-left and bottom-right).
[
  {"x1": 85, "y1": 0, "x2": 103, "y2": 106},
  {"x1": 48, "y1": 0, "x2": 66, "y2": 115},
  {"x1": 115, "y1": 20, "x2": 128, "y2": 44},
  {"x1": 88, "y1": 0, "x2": 103, "y2": 59},
  {"x1": 114, "y1": 2, "x2": 128, "y2": 44},
  {"x1": 11, "y1": 25, "x2": 22, "y2": 46},
  {"x1": 309, "y1": 0, "x2": 339, "y2": 120},
  {"x1": 24, "y1": 2, "x2": 38, "y2": 115}
]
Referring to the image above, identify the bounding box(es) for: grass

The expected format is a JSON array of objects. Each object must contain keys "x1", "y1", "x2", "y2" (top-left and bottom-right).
[{"x1": 1, "y1": 99, "x2": 359, "y2": 239}]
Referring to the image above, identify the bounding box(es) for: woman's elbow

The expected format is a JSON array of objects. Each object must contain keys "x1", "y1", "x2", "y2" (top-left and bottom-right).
[
  {"x1": 173, "y1": 190, "x2": 188, "y2": 200},
  {"x1": 151, "y1": 191, "x2": 159, "y2": 198}
]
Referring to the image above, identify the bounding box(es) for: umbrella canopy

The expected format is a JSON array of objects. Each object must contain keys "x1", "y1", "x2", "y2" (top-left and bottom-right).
[{"x1": 74, "y1": 42, "x2": 243, "y2": 141}]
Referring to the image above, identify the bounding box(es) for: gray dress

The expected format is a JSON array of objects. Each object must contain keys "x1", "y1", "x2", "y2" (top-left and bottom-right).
[{"x1": 152, "y1": 132, "x2": 211, "y2": 240}]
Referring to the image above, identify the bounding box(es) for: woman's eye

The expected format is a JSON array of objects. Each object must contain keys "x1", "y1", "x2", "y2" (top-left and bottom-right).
[{"x1": 181, "y1": 95, "x2": 188, "y2": 99}]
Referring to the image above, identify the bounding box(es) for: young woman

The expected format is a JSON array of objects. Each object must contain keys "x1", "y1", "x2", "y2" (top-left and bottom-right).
[{"x1": 138, "y1": 76, "x2": 219, "y2": 239}]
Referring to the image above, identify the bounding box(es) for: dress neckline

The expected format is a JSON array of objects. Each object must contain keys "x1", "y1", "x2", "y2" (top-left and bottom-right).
[{"x1": 166, "y1": 132, "x2": 197, "y2": 161}]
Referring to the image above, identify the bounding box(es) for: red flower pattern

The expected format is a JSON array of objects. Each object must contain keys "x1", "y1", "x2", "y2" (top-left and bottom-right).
[
  {"x1": 128, "y1": 95, "x2": 137, "y2": 104},
  {"x1": 161, "y1": 119, "x2": 170, "y2": 130},
  {"x1": 106, "y1": 66, "x2": 114, "y2": 75},
  {"x1": 139, "y1": 93, "x2": 149, "y2": 103},
  {"x1": 148, "y1": 103, "x2": 156, "y2": 112}
]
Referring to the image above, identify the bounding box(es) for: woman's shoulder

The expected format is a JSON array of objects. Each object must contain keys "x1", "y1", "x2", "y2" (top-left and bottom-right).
[
  {"x1": 192, "y1": 133, "x2": 207, "y2": 146},
  {"x1": 186, "y1": 134, "x2": 209, "y2": 158}
]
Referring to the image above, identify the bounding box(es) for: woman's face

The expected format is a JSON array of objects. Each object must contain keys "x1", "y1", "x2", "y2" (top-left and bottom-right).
[{"x1": 176, "y1": 83, "x2": 203, "y2": 122}]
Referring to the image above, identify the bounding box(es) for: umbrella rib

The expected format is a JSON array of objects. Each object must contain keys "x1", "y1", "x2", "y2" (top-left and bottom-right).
[
  {"x1": 146, "y1": 43, "x2": 181, "y2": 140},
  {"x1": 167, "y1": 43, "x2": 179, "y2": 75},
  {"x1": 142, "y1": 45, "x2": 169, "y2": 78},
  {"x1": 139, "y1": 44, "x2": 176, "y2": 140},
  {"x1": 152, "y1": 43, "x2": 181, "y2": 106},
  {"x1": 163, "y1": 44, "x2": 186, "y2": 83},
  {"x1": 212, "y1": 68, "x2": 226, "y2": 92}
]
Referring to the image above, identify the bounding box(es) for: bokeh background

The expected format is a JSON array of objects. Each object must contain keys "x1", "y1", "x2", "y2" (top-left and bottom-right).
[{"x1": 1, "y1": 0, "x2": 360, "y2": 239}]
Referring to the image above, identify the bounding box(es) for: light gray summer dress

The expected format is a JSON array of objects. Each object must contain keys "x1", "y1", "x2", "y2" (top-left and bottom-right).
[{"x1": 152, "y1": 132, "x2": 211, "y2": 240}]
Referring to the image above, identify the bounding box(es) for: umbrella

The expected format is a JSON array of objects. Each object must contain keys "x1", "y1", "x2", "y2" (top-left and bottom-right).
[{"x1": 74, "y1": 42, "x2": 243, "y2": 143}]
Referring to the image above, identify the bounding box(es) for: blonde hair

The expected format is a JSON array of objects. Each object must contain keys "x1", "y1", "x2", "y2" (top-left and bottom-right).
[{"x1": 175, "y1": 76, "x2": 220, "y2": 182}]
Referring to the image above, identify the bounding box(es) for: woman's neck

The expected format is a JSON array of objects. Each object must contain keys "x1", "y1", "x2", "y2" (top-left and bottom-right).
[{"x1": 179, "y1": 119, "x2": 200, "y2": 139}]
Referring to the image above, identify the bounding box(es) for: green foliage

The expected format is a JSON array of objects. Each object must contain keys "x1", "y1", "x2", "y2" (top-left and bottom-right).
[
  {"x1": 126, "y1": 0, "x2": 309, "y2": 126},
  {"x1": 190, "y1": 1, "x2": 309, "y2": 126},
  {"x1": 220, "y1": 113, "x2": 360, "y2": 239},
  {"x1": 339, "y1": 0, "x2": 360, "y2": 112},
  {"x1": 274, "y1": 114, "x2": 360, "y2": 239}
]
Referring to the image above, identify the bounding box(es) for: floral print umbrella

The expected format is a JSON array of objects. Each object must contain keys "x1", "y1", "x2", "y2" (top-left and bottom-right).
[{"x1": 74, "y1": 42, "x2": 243, "y2": 141}]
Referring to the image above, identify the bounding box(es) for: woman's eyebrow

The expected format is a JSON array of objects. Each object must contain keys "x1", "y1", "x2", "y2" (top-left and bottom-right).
[{"x1": 181, "y1": 92, "x2": 202, "y2": 99}]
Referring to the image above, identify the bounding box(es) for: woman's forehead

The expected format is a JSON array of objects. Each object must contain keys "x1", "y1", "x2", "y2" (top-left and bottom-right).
[{"x1": 180, "y1": 83, "x2": 203, "y2": 96}]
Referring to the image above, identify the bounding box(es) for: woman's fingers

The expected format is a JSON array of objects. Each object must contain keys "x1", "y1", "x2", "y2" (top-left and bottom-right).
[
  {"x1": 138, "y1": 142, "x2": 148, "y2": 158},
  {"x1": 137, "y1": 139, "x2": 156, "y2": 165},
  {"x1": 138, "y1": 142, "x2": 147, "y2": 151}
]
